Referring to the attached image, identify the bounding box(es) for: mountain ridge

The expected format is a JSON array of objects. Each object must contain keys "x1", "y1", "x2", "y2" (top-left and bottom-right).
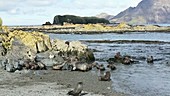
[{"x1": 111, "y1": 0, "x2": 170, "y2": 24}]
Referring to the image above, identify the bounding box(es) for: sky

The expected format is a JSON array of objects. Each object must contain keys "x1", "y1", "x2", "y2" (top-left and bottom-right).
[{"x1": 0, "y1": 0, "x2": 142, "y2": 25}]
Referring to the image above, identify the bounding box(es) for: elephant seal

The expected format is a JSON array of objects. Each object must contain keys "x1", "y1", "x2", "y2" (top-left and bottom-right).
[
  {"x1": 67, "y1": 82, "x2": 83, "y2": 96},
  {"x1": 99, "y1": 71, "x2": 111, "y2": 81}
]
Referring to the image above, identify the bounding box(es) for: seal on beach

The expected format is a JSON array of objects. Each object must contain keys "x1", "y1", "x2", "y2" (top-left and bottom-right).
[
  {"x1": 114, "y1": 52, "x2": 123, "y2": 63},
  {"x1": 99, "y1": 71, "x2": 111, "y2": 81},
  {"x1": 52, "y1": 61, "x2": 67, "y2": 70},
  {"x1": 75, "y1": 63, "x2": 90, "y2": 72},
  {"x1": 67, "y1": 82, "x2": 83, "y2": 96},
  {"x1": 147, "y1": 56, "x2": 154, "y2": 63},
  {"x1": 122, "y1": 56, "x2": 131, "y2": 65},
  {"x1": 96, "y1": 64, "x2": 105, "y2": 71},
  {"x1": 107, "y1": 64, "x2": 116, "y2": 70},
  {"x1": 37, "y1": 62, "x2": 46, "y2": 70}
]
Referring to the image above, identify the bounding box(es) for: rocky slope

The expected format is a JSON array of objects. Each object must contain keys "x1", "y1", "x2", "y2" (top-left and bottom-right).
[{"x1": 111, "y1": 0, "x2": 170, "y2": 24}]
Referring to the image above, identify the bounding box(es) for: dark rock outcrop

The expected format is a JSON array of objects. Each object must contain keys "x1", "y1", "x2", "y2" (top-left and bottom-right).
[
  {"x1": 112, "y1": 0, "x2": 170, "y2": 24},
  {"x1": 53, "y1": 15, "x2": 110, "y2": 25}
]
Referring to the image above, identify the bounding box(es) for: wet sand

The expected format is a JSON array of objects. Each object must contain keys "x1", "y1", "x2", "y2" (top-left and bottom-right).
[{"x1": 0, "y1": 69, "x2": 126, "y2": 96}]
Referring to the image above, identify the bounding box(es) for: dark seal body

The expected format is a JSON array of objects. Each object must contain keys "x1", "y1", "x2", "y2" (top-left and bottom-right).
[{"x1": 67, "y1": 82, "x2": 83, "y2": 96}]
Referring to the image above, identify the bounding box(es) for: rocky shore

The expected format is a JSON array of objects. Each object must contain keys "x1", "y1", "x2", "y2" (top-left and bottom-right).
[
  {"x1": 0, "y1": 26, "x2": 128, "y2": 96},
  {"x1": 8, "y1": 23, "x2": 170, "y2": 34}
]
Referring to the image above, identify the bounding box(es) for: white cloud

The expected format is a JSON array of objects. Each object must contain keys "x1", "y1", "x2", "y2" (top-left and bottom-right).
[
  {"x1": 0, "y1": 0, "x2": 21, "y2": 11},
  {"x1": 25, "y1": 0, "x2": 58, "y2": 7}
]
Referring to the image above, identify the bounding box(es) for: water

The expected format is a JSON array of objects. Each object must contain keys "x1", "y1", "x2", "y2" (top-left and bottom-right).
[
  {"x1": 49, "y1": 32, "x2": 170, "y2": 42},
  {"x1": 48, "y1": 32, "x2": 170, "y2": 96}
]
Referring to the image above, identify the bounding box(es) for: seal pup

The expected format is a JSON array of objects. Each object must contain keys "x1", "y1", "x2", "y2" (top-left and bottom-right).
[
  {"x1": 67, "y1": 82, "x2": 83, "y2": 96},
  {"x1": 99, "y1": 71, "x2": 111, "y2": 81}
]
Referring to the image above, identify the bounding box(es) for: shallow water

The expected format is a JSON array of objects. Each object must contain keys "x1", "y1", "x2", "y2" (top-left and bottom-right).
[
  {"x1": 49, "y1": 32, "x2": 170, "y2": 42},
  {"x1": 49, "y1": 32, "x2": 170, "y2": 96}
]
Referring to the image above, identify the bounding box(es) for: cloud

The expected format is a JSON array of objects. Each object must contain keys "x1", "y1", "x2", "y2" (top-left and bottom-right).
[
  {"x1": 25, "y1": 0, "x2": 58, "y2": 7},
  {"x1": 0, "y1": 0, "x2": 21, "y2": 11}
]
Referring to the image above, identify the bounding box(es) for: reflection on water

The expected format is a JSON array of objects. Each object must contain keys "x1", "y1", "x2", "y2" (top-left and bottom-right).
[{"x1": 49, "y1": 32, "x2": 170, "y2": 96}]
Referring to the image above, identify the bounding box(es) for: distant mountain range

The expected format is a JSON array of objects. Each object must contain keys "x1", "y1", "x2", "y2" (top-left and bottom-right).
[
  {"x1": 96, "y1": 0, "x2": 170, "y2": 24},
  {"x1": 96, "y1": 13, "x2": 114, "y2": 21}
]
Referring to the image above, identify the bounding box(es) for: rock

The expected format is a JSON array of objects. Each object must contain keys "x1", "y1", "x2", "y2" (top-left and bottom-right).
[
  {"x1": 36, "y1": 41, "x2": 48, "y2": 53},
  {"x1": 0, "y1": 43, "x2": 6, "y2": 56},
  {"x1": 6, "y1": 64, "x2": 15, "y2": 72},
  {"x1": 13, "y1": 60, "x2": 23, "y2": 70},
  {"x1": 0, "y1": 59, "x2": 7, "y2": 69},
  {"x1": 42, "y1": 21, "x2": 52, "y2": 26},
  {"x1": 52, "y1": 39, "x2": 95, "y2": 62},
  {"x1": 8, "y1": 30, "x2": 52, "y2": 53},
  {"x1": 35, "y1": 51, "x2": 64, "y2": 67},
  {"x1": 0, "y1": 17, "x2": 2, "y2": 26}
]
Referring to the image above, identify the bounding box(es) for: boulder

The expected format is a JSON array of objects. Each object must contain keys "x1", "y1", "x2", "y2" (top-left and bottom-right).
[
  {"x1": 35, "y1": 51, "x2": 65, "y2": 66},
  {"x1": 0, "y1": 43, "x2": 6, "y2": 56},
  {"x1": 36, "y1": 41, "x2": 48, "y2": 53},
  {"x1": 52, "y1": 39, "x2": 95, "y2": 62},
  {"x1": 8, "y1": 30, "x2": 52, "y2": 53}
]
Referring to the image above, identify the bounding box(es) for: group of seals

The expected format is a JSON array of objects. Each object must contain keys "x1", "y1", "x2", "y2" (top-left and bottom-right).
[
  {"x1": 23, "y1": 59, "x2": 46, "y2": 70},
  {"x1": 108, "y1": 52, "x2": 154, "y2": 65},
  {"x1": 52, "y1": 56, "x2": 94, "y2": 72}
]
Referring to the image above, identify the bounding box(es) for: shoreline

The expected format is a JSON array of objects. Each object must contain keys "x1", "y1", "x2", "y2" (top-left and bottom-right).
[
  {"x1": 81, "y1": 40, "x2": 170, "y2": 44},
  {"x1": 7, "y1": 24, "x2": 170, "y2": 34}
]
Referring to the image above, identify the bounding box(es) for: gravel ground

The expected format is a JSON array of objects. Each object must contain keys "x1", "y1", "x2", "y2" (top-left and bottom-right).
[{"x1": 0, "y1": 69, "x2": 126, "y2": 96}]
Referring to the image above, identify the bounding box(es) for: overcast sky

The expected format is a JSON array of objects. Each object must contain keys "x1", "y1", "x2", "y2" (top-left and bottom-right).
[{"x1": 0, "y1": 0, "x2": 142, "y2": 25}]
